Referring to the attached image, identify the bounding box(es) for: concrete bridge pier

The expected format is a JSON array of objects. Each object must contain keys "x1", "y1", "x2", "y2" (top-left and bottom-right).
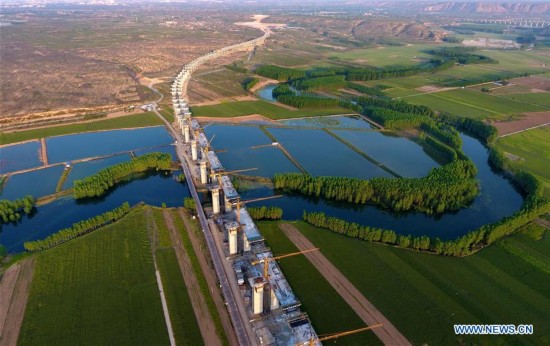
[
  {"x1": 211, "y1": 186, "x2": 220, "y2": 214},
  {"x1": 183, "y1": 124, "x2": 190, "y2": 143},
  {"x1": 191, "y1": 140, "x2": 198, "y2": 161},
  {"x1": 200, "y1": 160, "x2": 208, "y2": 184}
]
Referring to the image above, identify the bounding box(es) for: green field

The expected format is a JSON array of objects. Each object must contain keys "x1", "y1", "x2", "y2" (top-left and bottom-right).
[
  {"x1": 190, "y1": 100, "x2": 351, "y2": 119},
  {"x1": 404, "y1": 88, "x2": 546, "y2": 119},
  {"x1": 193, "y1": 68, "x2": 249, "y2": 99},
  {"x1": 328, "y1": 44, "x2": 439, "y2": 67},
  {"x1": 257, "y1": 221, "x2": 381, "y2": 345},
  {"x1": 263, "y1": 221, "x2": 550, "y2": 345},
  {"x1": 496, "y1": 126, "x2": 550, "y2": 197},
  {"x1": 0, "y1": 112, "x2": 163, "y2": 145},
  {"x1": 496, "y1": 93, "x2": 550, "y2": 109},
  {"x1": 19, "y1": 207, "x2": 170, "y2": 345}
]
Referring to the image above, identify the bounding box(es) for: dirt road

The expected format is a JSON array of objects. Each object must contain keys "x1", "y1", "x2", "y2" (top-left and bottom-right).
[
  {"x1": 280, "y1": 223, "x2": 411, "y2": 346},
  {"x1": 177, "y1": 209, "x2": 239, "y2": 346},
  {"x1": 163, "y1": 210, "x2": 222, "y2": 346},
  {"x1": 0, "y1": 258, "x2": 36, "y2": 346}
]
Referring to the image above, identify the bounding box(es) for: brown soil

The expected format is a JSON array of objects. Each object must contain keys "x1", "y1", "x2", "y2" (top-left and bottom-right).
[
  {"x1": 280, "y1": 223, "x2": 411, "y2": 346},
  {"x1": 39, "y1": 138, "x2": 48, "y2": 165},
  {"x1": 0, "y1": 258, "x2": 36, "y2": 346},
  {"x1": 177, "y1": 209, "x2": 239, "y2": 346},
  {"x1": 416, "y1": 85, "x2": 455, "y2": 93},
  {"x1": 509, "y1": 76, "x2": 550, "y2": 91},
  {"x1": 194, "y1": 114, "x2": 279, "y2": 125},
  {"x1": 494, "y1": 111, "x2": 550, "y2": 136},
  {"x1": 163, "y1": 210, "x2": 222, "y2": 346}
]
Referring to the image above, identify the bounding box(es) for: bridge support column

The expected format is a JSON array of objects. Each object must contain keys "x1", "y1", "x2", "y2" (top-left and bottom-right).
[
  {"x1": 228, "y1": 224, "x2": 238, "y2": 255},
  {"x1": 211, "y1": 186, "x2": 220, "y2": 214},
  {"x1": 200, "y1": 160, "x2": 208, "y2": 184},
  {"x1": 191, "y1": 140, "x2": 198, "y2": 161},
  {"x1": 183, "y1": 124, "x2": 190, "y2": 143}
]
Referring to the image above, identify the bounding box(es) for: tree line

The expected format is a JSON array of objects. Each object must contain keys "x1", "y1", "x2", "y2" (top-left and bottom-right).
[
  {"x1": 243, "y1": 77, "x2": 259, "y2": 91},
  {"x1": 291, "y1": 75, "x2": 347, "y2": 91},
  {"x1": 303, "y1": 191, "x2": 550, "y2": 257},
  {"x1": 255, "y1": 65, "x2": 306, "y2": 81},
  {"x1": 73, "y1": 153, "x2": 172, "y2": 199},
  {"x1": 0, "y1": 195, "x2": 35, "y2": 224},
  {"x1": 426, "y1": 47, "x2": 498, "y2": 65},
  {"x1": 272, "y1": 84, "x2": 296, "y2": 98},
  {"x1": 345, "y1": 82, "x2": 387, "y2": 98},
  {"x1": 274, "y1": 160, "x2": 478, "y2": 214},
  {"x1": 247, "y1": 206, "x2": 283, "y2": 220},
  {"x1": 24, "y1": 202, "x2": 131, "y2": 252},
  {"x1": 438, "y1": 113, "x2": 497, "y2": 144}
]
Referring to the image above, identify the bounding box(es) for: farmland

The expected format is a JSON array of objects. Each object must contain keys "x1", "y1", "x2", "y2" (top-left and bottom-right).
[
  {"x1": 257, "y1": 221, "x2": 381, "y2": 345},
  {"x1": 190, "y1": 100, "x2": 351, "y2": 119},
  {"x1": 262, "y1": 221, "x2": 550, "y2": 345},
  {"x1": 496, "y1": 126, "x2": 550, "y2": 197},
  {"x1": 18, "y1": 207, "x2": 171, "y2": 345},
  {"x1": 0, "y1": 113, "x2": 163, "y2": 145}
]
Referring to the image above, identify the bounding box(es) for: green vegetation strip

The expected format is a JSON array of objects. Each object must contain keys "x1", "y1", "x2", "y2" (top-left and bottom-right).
[
  {"x1": 0, "y1": 112, "x2": 163, "y2": 145},
  {"x1": 290, "y1": 221, "x2": 550, "y2": 345},
  {"x1": 274, "y1": 160, "x2": 478, "y2": 215},
  {"x1": 24, "y1": 202, "x2": 130, "y2": 252},
  {"x1": 73, "y1": 152, "x2": 171, "y2": 199},
  {"x1": 190, "y1": 100, "x2": 349, "y2": 120},
  {"x1": 324, "y1": 129, "x2": 401, "y2": 178},
  {"x1": 257, "y1": 221, "x2": 381, "y2": 345},
  {"x1": 156, "y1": 248, "x2": 204, "y2": 346},
  {"x1": 247, "y1": 206, "x2": 283, "y2": 220},
  {"x1": 0, "y1": 195, "x2": 35, "y2": 224},
  {"x1": 55, "y1": 167, "x2": 71, "y2": 193},
  {"x1": 172, "y1": 210, "x2": 228, "y2": 344},
  {"x1": 19, "y1": 207, "x2": 170, "y2": 345}
]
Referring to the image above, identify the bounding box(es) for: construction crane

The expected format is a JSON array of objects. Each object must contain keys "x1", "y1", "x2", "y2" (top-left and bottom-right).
[
  {"x1": 308, "y1": 324, "x2": 383, "y2": 346},
  {"x1": 209, "y1": 168, "x2": 258, "y2": 183},
  {"x1": 233, "y1": 194, "x2": 282, "y2": 223},
  {"x1": 204, "y1": 134, "x2": 215, "y2": 154},
  {"x1": 252, "y1": 248, "x2": 319, "y2": 280}
]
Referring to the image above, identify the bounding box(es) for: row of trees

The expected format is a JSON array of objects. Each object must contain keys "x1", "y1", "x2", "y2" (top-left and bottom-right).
[
  {"x1": 255, "y1": 65, "x2": 306, "y2": 81},
  {"x1": 419, "y1": 121, "x2": 462, "y2": 149},
  {"x1": 356, "y1": 96, "x2": 434, "y2": 116},
  {"x1": 272, "y1": 84, "x2": 296, "y2": 98},
  {"x1": 274, "y1": 160, "x2": 478, "y2": 214},
  {"x1": 423, "y1": 135, "x2": 459, "y2": 161},
  {"x1": 291, "y1": 75, "x2": 347, "y2": 91},
  {"x1": 0, "y1": 195, "x2": 35, "y2": 224},
  {"x1": 438, "y1": 113, "x2": 497, "y2": 144},
  {"x1": 243, "y1": 77, "x2": 259, "y2": 91},
  {"x1": 345, "y1": 82, "x2": 387, "y2": 98},
  {"x1": 363, "y1": 106, "x2": 426, "y2": 129},
  {"x1": 247, "y1": 206, "x2": 283, "y2": 220},
  {"x1": 73, "y1": 153, "x2": 172, "y2": 199},
  {"x1": 23, "y1": 202, "x2": 131, "y2": 252},
  {"x1": 427, "y1": 47, "x2": 497, "y2": 64},
  {"x1": 276, "y1": 95, "x2": 340, "y2": 108},
  {"x1": 303, "y1": 191, "x2": 550, "y2": 257}
]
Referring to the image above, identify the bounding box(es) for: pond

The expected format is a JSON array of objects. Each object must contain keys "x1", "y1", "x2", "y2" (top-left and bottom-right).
[
  {"x1": 331, "y1": 130, "x2": 439, "y2": 178},
  {"x1": 1, "y1": 165, "x2": 65, "y2": 200},
  {"x1": 266, "y1": 127, "x2": 392, "y2": 179},
  {"x1": 0, "y1": 170, "x2": 190, "y2": 252},
  {"x1": 0, "y1": 141, "x2": 42, "y2": 173},
  {"x1": 203, "y1": 124, "x2": 299, "y2": 177},
  {"x1": 279, "y1": 115, "x2": 373, "y2": 129},
  {"x1": 46, "y1": 126, "x2": 173, "y2": 163}
]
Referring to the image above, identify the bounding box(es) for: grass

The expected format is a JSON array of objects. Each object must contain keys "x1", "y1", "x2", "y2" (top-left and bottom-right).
[
  {"x1": 156, "y1": 248, "x2": 204, "y2": 346},
  {"x1": 193, "y1": 68, "x2": 249, "y2": 99},
  {"x1": 257, "y1": 221, "x2": 381, "y2": 345},
  {"x1": 172, "y1": 209, "x2": 228, "y2": 344},
  {"x1": 281, "y1": 221, "x2": 550, "y2": 345},
  {"x1": 190, "y1": 100, "x2": 351, "y2": 119},
  {"x1": 159, "y1": 105, "x2": 175, "y2": 123},
  {"x1": 328, "y1": 44, "x2": 438, "y2": 67},
  {"x1": 496, "y1": 126, "x2": 550, "y2": 197},
  {"x1": 404, "y1": 88, "x2": 546, "y2": 119},
  {"x1": 496, "y1": 93, "x2": 550, "y2": 109},
  {"x1": 18, "y1": 207, "x2": 170, "y2": 345},
  {"x1": 0, "y1": 112, "x2": 163, "y2": 145}
]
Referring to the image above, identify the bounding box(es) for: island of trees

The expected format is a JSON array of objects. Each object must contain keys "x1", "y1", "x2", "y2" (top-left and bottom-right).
[
  {"x1": 73, "y1": 153, "x2": 172, "y2": 199},
  {"x1": 274, "y1": 160, "x2": 478, "y2": 214},
  {"x1": 0, "y1": 195, "x2": 35, "y2": 224},
  {"x1": 247, "y1": 206, "x2": 283, "y2": 220}
]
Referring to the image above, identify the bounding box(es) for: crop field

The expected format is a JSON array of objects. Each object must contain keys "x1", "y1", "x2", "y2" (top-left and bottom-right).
[
  {"x1": 403, "y1": 88, "x2": 546, "y2": 119},
  {"x1": 328, "y1": 44, "x2": 439, "y2": 67},
  {"x1": 18, "y1": 208, "x2": 170, "y2": 345},
  {"x1": 0, "y1": 112, "x2": 163, "y2": 145},
  {"x1": 190, "y1": 100, "x2": 351, "y2": 119},
  {"x1": 188, "y1": 68, "x2": 249, "y2": 103},
  {"x1": 257, "y1": 221, "x2": 381, "y2": 345},
  {"x1": 156, "y1": 248, "x2": 204, "y2": 346},
  {"x1": 496, "y1": 93, "x2": 550, "y2": 109},
  {"x1": 496, "y1": 126, "x2": 550, "y2": 197},
  {"x1": 270, "y1": 221, "x2": 550, "y2": 345}
]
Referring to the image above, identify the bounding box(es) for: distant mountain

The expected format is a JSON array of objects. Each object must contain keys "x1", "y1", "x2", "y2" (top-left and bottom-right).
[{"x1": 421, "y1": 2, "x2": 550, "y2": 14}]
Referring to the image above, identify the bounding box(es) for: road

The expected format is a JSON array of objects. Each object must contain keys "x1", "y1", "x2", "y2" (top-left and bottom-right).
[
  {"x1": 152, "y1": 108, "x2": 256, "y2": 346},
  {"x1": 280, "y1": 223, "x2": 411, "y2": 346}
]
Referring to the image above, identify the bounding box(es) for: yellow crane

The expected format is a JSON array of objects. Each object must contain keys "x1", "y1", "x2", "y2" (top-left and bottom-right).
[
  {"x1": 233, "y1": 194, "x2": 282, "y2": 223},
  {"x1": 308, "y1": 324, "x2": 383, "y2": 345},
  {"x1": 209, "y1": 168, "x2": 258, "y2": 184},
  {"x1": 251, "y1": 248, "x2": 319, "y2": 280}
]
